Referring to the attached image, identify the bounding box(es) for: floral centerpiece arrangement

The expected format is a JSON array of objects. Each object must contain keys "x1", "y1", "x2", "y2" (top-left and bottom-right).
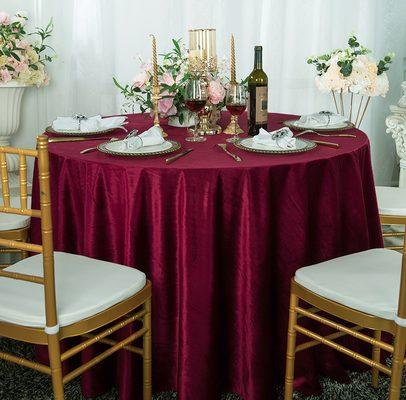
[
  {"x1": 307, "y1": 35, "x2": 394, "y2": 127},
  {"x1": 113, "y1": 39, "x2": 228, "y2": 126},
  {"x1": 0, "y1": 11, "x2": 55, "y2": 86}
]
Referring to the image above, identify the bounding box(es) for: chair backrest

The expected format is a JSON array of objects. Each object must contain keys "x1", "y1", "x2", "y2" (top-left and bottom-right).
[
  {"x1": 397, "y1": 218, "x2": 406, "y2": 321},
  {"x1": 380, "y1": 214, "x2": 406, "y2": 253},
  {"x1": 0, "y1": 135, "x2": 58, "y2": 331}
]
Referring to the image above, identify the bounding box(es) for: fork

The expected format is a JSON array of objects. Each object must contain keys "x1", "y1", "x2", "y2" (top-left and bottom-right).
[
  {"x1": 295, "y1": 129, "x2": 356, "y2": 138},
  {"x1": 80, "y1": 137, "x2": 120, "y2": 154}
]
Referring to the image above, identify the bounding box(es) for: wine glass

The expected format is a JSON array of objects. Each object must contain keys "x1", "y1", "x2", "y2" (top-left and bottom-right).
[
  {"x1": 185, "y1": 78, "x2": 207, "y2": 142},
  {"x1": 225, "y1": 83, "x2": 247, "y2": 143}
]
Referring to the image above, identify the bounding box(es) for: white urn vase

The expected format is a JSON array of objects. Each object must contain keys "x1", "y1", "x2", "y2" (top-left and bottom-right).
[
  {"x1": 168, "y1": 110, "x2": 195, "y2": 128},
  {"x1": 0, "y1": 82, "x2": 28, "y2": 185}
]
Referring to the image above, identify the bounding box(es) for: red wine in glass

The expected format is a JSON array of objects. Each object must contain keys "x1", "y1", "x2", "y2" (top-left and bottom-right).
[
  {"x1": 226, "y1": 103, "x2": 246, "y2": 116},
  {"x1": 186, "y1": 100, "x2": 206, "y2": 113}
]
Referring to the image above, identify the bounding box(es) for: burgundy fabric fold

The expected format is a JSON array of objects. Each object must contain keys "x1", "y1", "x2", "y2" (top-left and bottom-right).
[{"x1": 31, "y1": 113, "x2": 382, "y2": 400}]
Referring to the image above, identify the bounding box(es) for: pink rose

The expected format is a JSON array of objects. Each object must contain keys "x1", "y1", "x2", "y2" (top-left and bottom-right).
[
  {"x1": 0, "y1": 69, "x2": 12, "y2": 83},
  {"x1": 14, "y1": 61, "x2": 28, "y2": 73},
  {"x1": 15, "y1": 39, "x2": 28, "y2": 49},
  {"x1": 0, "y1": 12, "x2": 11, "y2": 25},
  {"x1": 132, "y1": 71, "x2": 149, "y2": 89},
  {"x1": 208, "y1": 79, "x2": 225, "y2": 104}
]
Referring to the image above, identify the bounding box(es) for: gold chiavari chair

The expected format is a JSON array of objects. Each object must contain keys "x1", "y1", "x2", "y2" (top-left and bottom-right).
[
  {"x1": 0, "y1": 136, "x2": 152, "y2": 400},
  {"x1": 284, "y1": 219, "x2": 406, "y2": 400},
  {"x1": 376, "y1": 186, "x2": 406, "y2": 252},
  {"x1": 0, "y1": 149, "x2": 31, "y2": 266}
]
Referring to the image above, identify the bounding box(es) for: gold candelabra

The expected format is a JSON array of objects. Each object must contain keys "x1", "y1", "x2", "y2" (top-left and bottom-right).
[
  {"x1": 224, "y1": 34, "x2": 244, "y2": 135},
  {"x1": 150, "y1": 34, "x2": 167, "y2": 137},
  {"x1": 188, "y1": 28, "x2": 221, "y2": 136}
]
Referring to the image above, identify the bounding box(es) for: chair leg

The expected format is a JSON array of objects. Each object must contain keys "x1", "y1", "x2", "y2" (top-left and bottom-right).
[
  {"x1": 371, "y1": 330, "x2": 381, "y2": 388},
  {"x1": 389, "y1": 325, "x2": 406, "y2": 400},
  {"x1": 143, "y1": 297, "x2": 152, "y2": 400},
  {"x1": 284, "y1": 292, "x2": 299, "y2": 400},
  {"x1": 47, "y1": 333, "x2": 64, "y2": 400}
]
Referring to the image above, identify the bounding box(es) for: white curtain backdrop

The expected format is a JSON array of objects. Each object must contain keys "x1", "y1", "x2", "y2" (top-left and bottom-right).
[{"x1": 2, "y1": 0, "x2": 406, "y2": 185}]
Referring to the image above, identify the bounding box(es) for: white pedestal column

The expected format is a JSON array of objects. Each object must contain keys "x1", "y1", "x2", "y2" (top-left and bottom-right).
[
  {"x1": 0, "y1": 83, "x2": 28, "y2": 191},
  {"x1": 386, "y1": 81, "x2": 406, "y2": 188}
]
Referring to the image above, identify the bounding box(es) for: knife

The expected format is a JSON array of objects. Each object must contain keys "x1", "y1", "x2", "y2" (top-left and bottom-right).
[
  {"x1": 310, "y1": 140, "x2": 340, "y2": 149},
  {"x1": 48, "y1": 136, "x2": 116, "y2": 143},
  {"x1": 166, "y1": 148, "x2": 194, "y2": 164}
]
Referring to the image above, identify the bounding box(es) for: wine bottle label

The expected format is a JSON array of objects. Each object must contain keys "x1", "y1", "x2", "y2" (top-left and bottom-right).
[{"x1": 255, "y1": 86, "x2": 268, "y2": 124}]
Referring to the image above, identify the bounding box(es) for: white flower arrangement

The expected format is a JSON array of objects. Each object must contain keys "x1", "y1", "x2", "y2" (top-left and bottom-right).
[
  {"x1": 307, "y1": 35, "x2": 394, "y2": 127},
  {"x1": 0, "y1": 11, "x2": 55, "y2": 87}
]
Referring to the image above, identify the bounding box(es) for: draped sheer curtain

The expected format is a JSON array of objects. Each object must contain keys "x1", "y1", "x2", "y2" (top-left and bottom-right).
[{"x1": 3, "y1": 0, "x2": 406, "y2": 184}]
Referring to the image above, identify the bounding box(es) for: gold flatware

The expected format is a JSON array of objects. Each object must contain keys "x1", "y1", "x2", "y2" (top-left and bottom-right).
[
  {"x1": 48, "y1": 136, "x2": 116, "y2": 143},
  {"x1": 165, "y1": 148, "x2": 193, "y2": 164},
  {"x1": 217, "y1": 143, "x2": 242, "y2": 162},
  {"x1": 80, "y1": 138, "x2": 120, "y2": 154},
  {"x1": 295, "y1": 129, "x2": 356, "y2": 138},
  {"x1": 310, "y1": 140, "x2": 340, "y2": 149}
]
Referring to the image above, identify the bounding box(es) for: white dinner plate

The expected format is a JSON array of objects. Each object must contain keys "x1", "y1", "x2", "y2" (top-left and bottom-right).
[
  {"x1": 98, "y1": 139, "x2": 181, "y2": 157},
  {"x1": 234, "y1": 137, "x2": 316, "y2": 154},
  {"x1": 45, "y1": 126, "x2": 126, "y2": 137},
  {"x1": 283, "y1": 119, "x2": 354, "y2": 132}
]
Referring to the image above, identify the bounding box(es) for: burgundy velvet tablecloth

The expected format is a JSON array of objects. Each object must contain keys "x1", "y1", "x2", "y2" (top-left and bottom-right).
[{"x1": 31, "y1": 113, "x2": 382, "y2": 400}]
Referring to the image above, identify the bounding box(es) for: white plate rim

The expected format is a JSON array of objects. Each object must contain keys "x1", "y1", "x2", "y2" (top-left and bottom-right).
[
  {"x1": 234, "y1": 137, "x2": 316, "y2": 154},
  {"x1": 97, "y1": 140, "x2": 181, "y2": 157}
]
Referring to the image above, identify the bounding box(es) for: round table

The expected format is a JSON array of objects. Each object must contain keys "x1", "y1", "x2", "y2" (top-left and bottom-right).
[{"x1": 31, "y1": 113, "x2": 383, "y2": 400}]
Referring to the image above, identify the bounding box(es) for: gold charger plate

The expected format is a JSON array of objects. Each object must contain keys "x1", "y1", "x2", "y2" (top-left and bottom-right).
[
  {"x1": 283, "y1": 119, "x2": 355, "y2": 132},
  {"x1": 234, "y1": 137, "x2": 316, "y2": 154},
  {"x1": 45, "y1": 126, "x2": 120, "y2": 137},
  {"x1": 97, "y1": 140, "x2": 181, "y2": 157}
]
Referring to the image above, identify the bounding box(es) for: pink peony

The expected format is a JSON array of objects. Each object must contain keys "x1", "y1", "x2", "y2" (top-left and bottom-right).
[
  {"x1": 208, "y1": 79, "x2": 225, "y2": 104},
  {"x1": 0, "y1": 69, "x2": 12, "y2": 83},
  {"x1": 132, "y1": 71, "x2": 149, "y2": 89},
  {"x1": 0, "y1": 12, "x2": 11, "y2": 25}
]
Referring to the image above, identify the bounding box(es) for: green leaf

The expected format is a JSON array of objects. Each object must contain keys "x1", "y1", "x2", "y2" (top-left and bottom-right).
[
  {"x1": 172, "y1": 38, "x2": 181, "y2": 55},
  {"x1": 10, "y1": 52, "x2": 20, "y2": 61},
  {"x1": 30, "y1": 64, "x2": 38, "y2": 70},
  {"x1": 340, "y1": 63, "x2": 353, "y2": 77},
  {"x1": 179, "y1": 112, "x2": 184, "y2": 125}
]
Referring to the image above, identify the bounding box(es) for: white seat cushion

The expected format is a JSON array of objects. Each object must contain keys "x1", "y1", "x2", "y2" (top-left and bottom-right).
[
  {"x1": 0, "y1": 252, "x2": 146, "y2": 328},
  {"x1": 376, "y1": 186, "x2": 406, "y2": 216},
  {"x1": 295, "y1": 248, "x2": 402, "y2": 321},
  {"x1": 0, "y1": 196, "x2": 31, "y2": 231}
]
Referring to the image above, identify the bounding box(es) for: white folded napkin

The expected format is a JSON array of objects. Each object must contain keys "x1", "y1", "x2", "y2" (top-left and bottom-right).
[
  {"x1": 52, "y1": 117, "x2": 80, "y2": 131},
  {"x1": 253, "y1": 127, "x2": 296, "y2": 150},
  {"x1": 297, "y1": 111, "x2": 347, "y2": 128},
  {"x1": 118, "y1": 125, "x2": 165, "y2": 151},
  {"x1": 52, "y1": 115, "x2": 127, "y2": 132}
]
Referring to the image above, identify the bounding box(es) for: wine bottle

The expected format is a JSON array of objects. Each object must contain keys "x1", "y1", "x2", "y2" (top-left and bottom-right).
[{"x1": 247, "y1": 46, "x2": 268, "y2": 136}]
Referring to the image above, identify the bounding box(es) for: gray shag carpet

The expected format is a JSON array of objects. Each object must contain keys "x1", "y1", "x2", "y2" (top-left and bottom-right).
[{"x1": 0, "y1": 338, "x2": 404, "y2": 399}]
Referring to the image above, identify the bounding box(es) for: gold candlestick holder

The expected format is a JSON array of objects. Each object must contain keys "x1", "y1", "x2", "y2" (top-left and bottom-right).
[
  {"x1": 188, "y1": 29, "x2": 221, "y2": 136},
  {"x1": 150, "y1": 34, "x2": 167, "y2": 138},
  {"x1": 224, "y1": 34, "x2": 244, "y2": 135}
]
